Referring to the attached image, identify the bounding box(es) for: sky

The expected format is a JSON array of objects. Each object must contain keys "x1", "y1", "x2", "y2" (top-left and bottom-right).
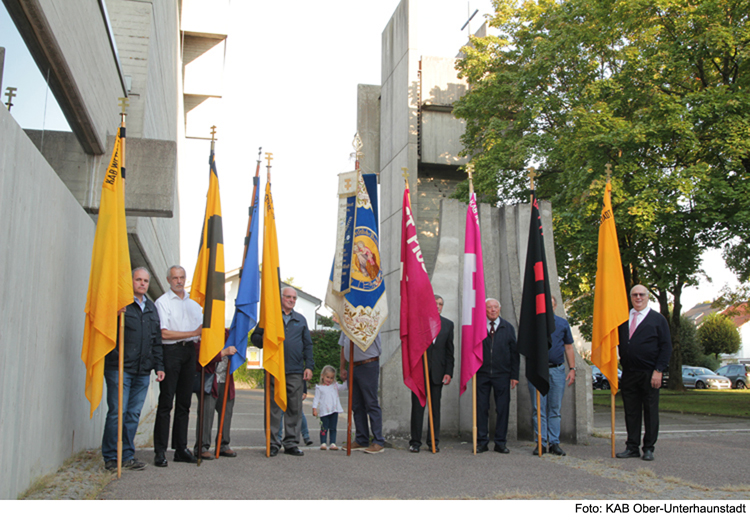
[{"x1": 1, "y1": 0, "x2": 738, "y2": 312}]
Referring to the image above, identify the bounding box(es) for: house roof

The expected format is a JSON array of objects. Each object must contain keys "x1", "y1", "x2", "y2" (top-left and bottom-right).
[
  {"x1": 683, "y1": 302, "x2": 718, "y2": 326},
  {"x1": 721, "y1": 303, "x2": 750, "y2": 328}
]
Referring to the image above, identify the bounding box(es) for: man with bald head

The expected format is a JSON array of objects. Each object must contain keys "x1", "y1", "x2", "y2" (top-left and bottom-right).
[
  {"x1": 616, "y1": 284, "x2": 672, "y2": 461},
  {"x1": 251, "y1": 286, "x2": 314, "y2": 456},
  {"x1": 477, "y1": 298, "x2": 519, "y2": 454}
]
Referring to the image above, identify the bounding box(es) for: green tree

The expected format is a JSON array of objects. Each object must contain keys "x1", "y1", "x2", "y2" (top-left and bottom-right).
[
  {"x1": 697, "y1": 312, "x2": 741, "y2": 359},
  {"x1": 678, "y1": 314, "x2": 718, "y2": 370},
  {"x1": 310, "y1": 329, "x2": 341, "y2": 384},
  {"x1": 454, "y1": 0, "x2": 750, "y2": 390}
]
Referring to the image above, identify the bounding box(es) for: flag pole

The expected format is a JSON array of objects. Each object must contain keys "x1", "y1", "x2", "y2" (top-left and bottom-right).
[
  {"x1": 605, "y1": 165, "x2": 617, "y2": 459},
  {"x1": 424, "y1": 352, "x2": 436, "y2": 453},
  {"x1": 216, "y1": 148, "x2": 262, "y2": 458},
  {"x1": 467, "y1": 166, "x2": 478, "y2": 455},
  {"x1": 528, "y1": 168, "x2": 544, "y2": 458},
  {"x1": 197, "y1": 127, "x2": 219, "y2": 467},
  {"x1": 346, "y1": 341, "x2": 354, "y2": 456},
  {"x1": 265, "y1": 371, "x2": 271, "y2": 457},
  {"x1": 116, "y1": 97, "x2": 129, "y2": 479}
]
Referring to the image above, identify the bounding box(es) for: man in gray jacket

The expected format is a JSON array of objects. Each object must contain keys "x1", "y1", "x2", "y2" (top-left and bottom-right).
[{"x1": 251, "y1": 287, "x2": 314, "y2": 456}]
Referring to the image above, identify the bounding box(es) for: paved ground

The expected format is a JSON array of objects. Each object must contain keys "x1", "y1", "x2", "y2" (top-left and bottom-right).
[{"x1": 95, "y1": 388, "x2": 750, "y2": 501}]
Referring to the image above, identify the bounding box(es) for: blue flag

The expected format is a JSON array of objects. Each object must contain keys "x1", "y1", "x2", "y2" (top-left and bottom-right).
[{"x1": 225, "y1": 177, "x2": 261, "y2": 374}]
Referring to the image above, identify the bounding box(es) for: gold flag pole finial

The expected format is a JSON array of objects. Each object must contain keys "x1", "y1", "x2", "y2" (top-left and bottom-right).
[
  {"x1": 210, "y1": 125, "x2": 217, "y2": 150},
  {"x1": 118, "y1": 97, "x2": 129, "y2": 123},
  {"x1": 5, "y1": 87, "x2": 18, "y2": 111},
  {"x1": 402, "y1": 167, "x2": 410, "y2": 191},
  {"x1": 265, "y1": 152, "x2": 273, "y2": 182},
  {"x1": 528, "y1": 167, "x2": 537, "y2": 192},
  {"x1": 605, "y1": 162, "x2": 613, "y2": 184},
  {"x1": 353, "y1": 133, "x2": 363, "y2": 172},
  {"x1": 466, "y1": 163, "x2": 475, "y2": 195}
]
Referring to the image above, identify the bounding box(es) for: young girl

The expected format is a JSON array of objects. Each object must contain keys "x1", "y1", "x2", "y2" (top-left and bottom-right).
[{"x1": 312, "y1": 365, "x2": 347, "y2": 450}]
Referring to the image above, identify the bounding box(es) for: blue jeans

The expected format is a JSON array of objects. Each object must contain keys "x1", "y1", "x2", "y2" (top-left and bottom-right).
[
  {"x1": 102, "y1": 370, "x2": 151, "y2": 461},
  {"x1": 528, "y1": 364, "x2": 566, "y2": 445},
  {"x1": 320, "y1": 413, "x2": 338, "y2": 444}
]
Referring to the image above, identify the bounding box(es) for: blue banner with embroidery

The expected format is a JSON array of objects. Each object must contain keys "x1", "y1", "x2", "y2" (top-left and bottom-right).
[{"x1": 326, "y1": 172, "x2": 388, "y2": 352}]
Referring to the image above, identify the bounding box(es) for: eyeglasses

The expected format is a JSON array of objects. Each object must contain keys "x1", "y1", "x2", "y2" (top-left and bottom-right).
[{"x1": 631, "y1": 293, "x2": 647, "y2": 298}]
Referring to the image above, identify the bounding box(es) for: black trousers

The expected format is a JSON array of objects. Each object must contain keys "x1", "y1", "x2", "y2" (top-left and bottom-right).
[
  {"x1": 476, "y1": 373, "x2": 510, "y2": 447},
  {"x1": 621, "y1": 370, "x2": 661, "y2": 452},
  {"x1": 410, "y1": 383, "x2": 443, "y2": 448},
  {"x1": 154, "y1": 342, "x2": 196, "y2": 453}
]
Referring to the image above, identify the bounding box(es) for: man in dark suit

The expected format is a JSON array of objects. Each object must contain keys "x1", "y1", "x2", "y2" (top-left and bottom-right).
[
  {"x1": 477, "y1": 298, "x2": 519, "y2": 454},
  {"x1": 409, "y1": 295, "x2": 455, "y2": 453},
  {"x1": 617, "y1": 284, "x2": 672, "y2": 461}
]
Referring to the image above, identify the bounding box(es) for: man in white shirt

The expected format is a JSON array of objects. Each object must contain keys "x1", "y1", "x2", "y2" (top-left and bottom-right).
[{"x1": 153, "y1": 265, "x2": 203, "y2": 467}]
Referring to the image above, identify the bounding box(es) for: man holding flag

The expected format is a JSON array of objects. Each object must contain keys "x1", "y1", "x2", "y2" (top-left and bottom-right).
[
  {"x1": 527, "y1": 296, "x2": 576, "y2": 456},
  {"x1": 477, "y1": 299, "x2": 518, "y2": 453},
  {"x1": 252, "y1": 287, "x2": 314, "y2": 456}
]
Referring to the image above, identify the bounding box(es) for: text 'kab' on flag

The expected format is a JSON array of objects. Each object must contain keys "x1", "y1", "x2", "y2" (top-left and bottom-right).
[
  {"x1": 460, "y1": 193, "x2": 487, "y2": 395},
  {"x1": 400, "y1": 187, "x2": 441, "y2": 407},
  {"x1": 191, "y1": 147, "x2": 226, "y2": 367},
  {"x1": 81, "y1": 127, "x2": 133, "y2": 418},
  {"x1": 592, "y1": 181, "x2": 628, "y2": 393},
  {"x1": 517, "y1": 191, "x2": 555, "y2": 396},
  {"x1": 259, "y1": 178, "x2": 286, "y2": 410},
  {"x1": 225, "y1": 175, "x2": 261, "y2": 374}
]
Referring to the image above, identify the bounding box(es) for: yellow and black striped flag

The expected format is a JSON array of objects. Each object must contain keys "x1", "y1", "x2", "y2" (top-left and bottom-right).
[{"x1": 191, "y1": 145, "x2": 226, "y2": 366}]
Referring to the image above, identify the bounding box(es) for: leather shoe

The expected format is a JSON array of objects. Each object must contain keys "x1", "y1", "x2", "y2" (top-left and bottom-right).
[
  {"x1": 532, "y1": 445, "x2": 547, "y2": 455},
  {"x1": 494, "y1": 444, "x2": 510, "y2": 454},
  {"x1": 476, "y1": 444, "x2": 489, "y2": 453},
  {"x1": 427, "y1": 445, "x2": 440, "y2": 453},
  {"x1": 616, "y1": 449, "x2": 640, "y2": 459},
  {"x1": 549, "y1": 444, "x2": 566, "y2": 456},
  {"x1": 198, "y1": 451, "x2": 214, "y2": 460},
  {"x1": 641, "y1": 450, "x2": 655, "y2": 461},
  {"x1": 174, "y1": 448, "x2": 197, "y2": 463},
  {"x1": 269, "y1": 446, "x2": 279, "y2": 457},
  {"x1": 154, "y1": 452, "x2": 168, "y2": 467},
  {"x1": 219, "y1": 448, "x2": 237, "y2": 458},
  {"x1": 285, "y1": 446, "x2": 304, "y2": 456},
  {"x1": 409, "y1": 444, "x2": 420, "y2": 453}
]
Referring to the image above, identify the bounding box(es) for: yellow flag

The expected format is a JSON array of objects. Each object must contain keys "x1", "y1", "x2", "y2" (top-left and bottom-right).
[
  {"x1": 81, "y1": 128, "x2": 133, "y2": 418},
  {"x1": 259, "y1": 179, "x2": 286, "y2": 410},
  {"x1": 592, "y1": 181, "x2": 629, "y2": 393},
  {"x1": 190, "y1": 148, "x2": 226, "y2": 366}
]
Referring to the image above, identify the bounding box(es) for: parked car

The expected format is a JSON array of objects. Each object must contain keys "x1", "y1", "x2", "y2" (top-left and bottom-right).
[
  {"x1": 716, "y1": 364, "x2": 749, "y2": 390},
  {"x1": 591, "y1": 365, "x2": 621, "y2": 390},
  {"x1": 681, "y1": 366, "x2": 731, "y2": 390}
]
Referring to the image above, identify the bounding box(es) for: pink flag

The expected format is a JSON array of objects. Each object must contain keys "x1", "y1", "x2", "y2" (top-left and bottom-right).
[
  {"x1": 400, "y1": 189, "x2": 441, "y2": 406},
  {"x1": 460, "y1": 193, "x2": 487, "y2": 395}
]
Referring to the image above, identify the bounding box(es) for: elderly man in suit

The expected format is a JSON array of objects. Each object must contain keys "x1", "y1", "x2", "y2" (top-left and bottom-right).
[
  {"x1": 616, "y1": 284, "x2": 672, "y2": 462},
  {"x1": 409, "y1": 295, "x2": 455, "y2": 453}
]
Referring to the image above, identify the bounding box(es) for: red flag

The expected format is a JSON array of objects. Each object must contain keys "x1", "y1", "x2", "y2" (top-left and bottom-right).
[{"x1": 400, "y1": 188, "x2": 441, "y2": 406}]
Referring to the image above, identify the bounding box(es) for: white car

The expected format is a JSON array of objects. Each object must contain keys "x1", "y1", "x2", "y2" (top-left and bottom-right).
[{"x1": 681, "y1": 366, "x2": 731, "y2": 390}]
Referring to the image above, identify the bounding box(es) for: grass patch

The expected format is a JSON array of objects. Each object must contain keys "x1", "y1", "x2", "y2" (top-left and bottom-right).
[{"x1": 593, "y1": 389, "x2": 750, "y2": 418}]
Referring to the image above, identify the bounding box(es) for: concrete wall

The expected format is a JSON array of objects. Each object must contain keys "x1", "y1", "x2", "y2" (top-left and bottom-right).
[
  {"x1": 380, "y1": 197, "x2": 592, "y2": 442},
  {"x1": 0, "y1": 107, "x2": 100, "y2": 499},
  {"x1": 0, "y1": 0, "x2": 184, "y2": 498}
]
